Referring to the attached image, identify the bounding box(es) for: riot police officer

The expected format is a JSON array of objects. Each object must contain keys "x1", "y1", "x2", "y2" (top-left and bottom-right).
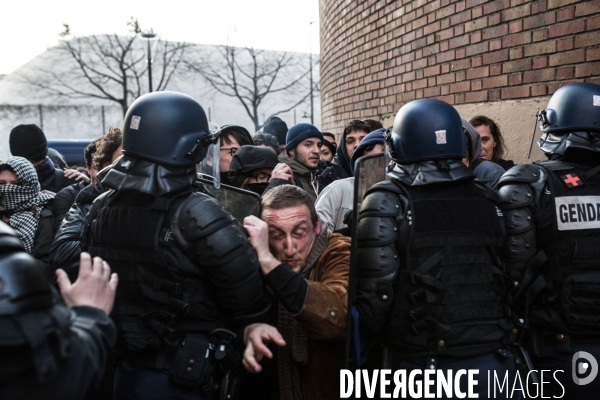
[
  {"x1": 354, "y1": 99, "x2": 520, "y2": 398},
  {"x1": 0, "y1": 221, "x2": 118, "y2": 400},
  {"x1": 498, "y1": 82, "x2": 600, "y2": 396},
  {"x1": 81, "y1": 91, "x2": 267, "y2": 399}
]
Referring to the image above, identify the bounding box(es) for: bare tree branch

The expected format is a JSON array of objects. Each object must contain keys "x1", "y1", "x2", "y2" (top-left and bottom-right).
[
  {"x1": 20, "y1": 18, "x2": 188, "y2": 116},
  {"x1": 186, "y1": 44, "x2": 315, "y2": 131}
]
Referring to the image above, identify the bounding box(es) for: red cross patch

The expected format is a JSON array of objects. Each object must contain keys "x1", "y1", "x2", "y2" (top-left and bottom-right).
[{"x1": 561, "y1": 173, "x2": 582, "y2": 188}]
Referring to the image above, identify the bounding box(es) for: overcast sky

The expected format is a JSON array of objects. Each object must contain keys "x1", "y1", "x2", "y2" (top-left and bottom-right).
[{"x1": 0, "y1": 0, "x2": 320, "y2": 75}]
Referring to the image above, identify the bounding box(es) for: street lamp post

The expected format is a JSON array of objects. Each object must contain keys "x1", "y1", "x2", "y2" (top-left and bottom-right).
[{"x1": 141, "y1": 32, "x2": 157, "y2": 92}]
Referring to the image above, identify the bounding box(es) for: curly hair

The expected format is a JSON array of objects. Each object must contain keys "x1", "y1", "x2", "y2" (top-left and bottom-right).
[
  {"x1": 93, "y1": 127, "x2": 123, "y2": 170},
  {"x1": 253, "y1": 133, "x2": 280, "y2": 154},
  {"x1": 84, "y1": 139, "x2": 100, "y2": 169}
]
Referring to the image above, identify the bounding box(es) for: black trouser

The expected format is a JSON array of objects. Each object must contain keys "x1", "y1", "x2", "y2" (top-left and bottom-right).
[
  {"x1": 389, "y1": 349, "x2": 524, "y2": 400},
  {"x1": 114, "y1": 362, "x2": 207, "y2": 400}
]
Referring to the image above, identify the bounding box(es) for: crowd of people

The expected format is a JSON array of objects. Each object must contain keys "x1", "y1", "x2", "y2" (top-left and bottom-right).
[{"x1": 0, "y1": 81, "x2": 599, "y2": 400}]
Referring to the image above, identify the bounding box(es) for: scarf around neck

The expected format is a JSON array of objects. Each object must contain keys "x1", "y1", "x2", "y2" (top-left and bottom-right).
[{"x1": 35, "y1": 157, "x2": 56, "y2": 184}]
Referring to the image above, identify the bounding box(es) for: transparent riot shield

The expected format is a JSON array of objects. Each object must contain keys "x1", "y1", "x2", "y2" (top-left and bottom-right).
[
  {"x1": 196, "y1": 122, "x2": 222, "y2": 188},
  {"x1": 344, "y1": 152, "x2": 387, "y2": 369},
  {"x1": 196, "y1": 177, "x2": 261, "y2": 223}
]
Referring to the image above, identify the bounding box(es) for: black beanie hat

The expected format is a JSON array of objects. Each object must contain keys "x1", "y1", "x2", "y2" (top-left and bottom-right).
[
  {"x1": 263, "y1": 116, "x2": 288, "y2": 146},
  {"x1": 9, "y1": 124, "x2": 48, "y2": 161},
  {"x1": 228, "y1": 145, "x2": 279, "y2": 186},
  {"x1": 285, "y1": 123, "x2": 324, "y2": 152}
]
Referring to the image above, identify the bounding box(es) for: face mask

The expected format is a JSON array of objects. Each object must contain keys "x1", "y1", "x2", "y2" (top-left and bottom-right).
[
  {"x1": 245, "y1": 182, "x2": 269, "y2": 196},
  {"x1": 219, "y1": 171, "x2": 231, "y2": 186}
]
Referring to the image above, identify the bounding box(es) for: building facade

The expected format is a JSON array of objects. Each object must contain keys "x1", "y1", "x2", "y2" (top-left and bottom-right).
[{"x1": 320, "y1": 0, "x2": 600, "y2": 162}]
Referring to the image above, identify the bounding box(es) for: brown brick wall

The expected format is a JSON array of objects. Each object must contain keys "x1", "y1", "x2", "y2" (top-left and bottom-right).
[{"x1": 319, "y1": 0, "x2": 600, "y2": 132}]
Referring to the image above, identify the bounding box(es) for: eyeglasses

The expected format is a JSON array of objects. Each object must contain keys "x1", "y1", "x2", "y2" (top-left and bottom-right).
[
  {"x1": 248, "y1": 172, "x2": 271, "y2": 184},
  {"x1": 220, "y1": 147, "x2": 239, "y2": 156}
]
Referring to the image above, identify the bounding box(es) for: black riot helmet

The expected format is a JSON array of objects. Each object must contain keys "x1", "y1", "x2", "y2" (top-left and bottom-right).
[
  {"x1": 387, "y1": 98, "x2": 465, "y2": 164},
  {"x1": 0, "y1": 222, "x2": 54, "y2": 316},
  {"x1": 122, "y1": 91, "x2": 215, "y2": 166},
  {"x1": 537, "y1": 82, "x2": 600, "y2": 156}
]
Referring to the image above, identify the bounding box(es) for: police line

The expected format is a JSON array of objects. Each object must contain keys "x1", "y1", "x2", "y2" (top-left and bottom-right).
[{"x1": 340, "y1": 369, "x2": 565, "y2": 398}]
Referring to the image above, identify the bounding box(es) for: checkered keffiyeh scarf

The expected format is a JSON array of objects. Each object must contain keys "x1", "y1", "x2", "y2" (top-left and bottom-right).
[{"x1": 0, "y1": 157, "x2": 53, "y2": 253}]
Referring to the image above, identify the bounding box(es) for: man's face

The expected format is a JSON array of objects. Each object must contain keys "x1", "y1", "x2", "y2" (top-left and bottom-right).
[
  {"x1": 220, "y1": 136, "x2": 241, "y2": 172},
  {"x1": 289, "y1": 138, "x2": 322, "y2": 169},
  {"x1": 345, "y1": 130, "x2": 368, "y2": 157},
  {"x1": 262, "y1": 204, "x2": 319, "y2": 272}
]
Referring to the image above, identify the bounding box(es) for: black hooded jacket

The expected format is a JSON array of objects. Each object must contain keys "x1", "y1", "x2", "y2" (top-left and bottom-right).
[{"x1": 316, "y1": 134, "x2": 353, "y2": 193}]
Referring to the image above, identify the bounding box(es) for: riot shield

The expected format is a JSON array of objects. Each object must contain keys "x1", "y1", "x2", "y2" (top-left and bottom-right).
[
  {"x1": 344, "y1": 152, "x2": 387, "y2": 369},
  {"x1": 196, "y1": 177, "x2": 261, "y2": 223}
]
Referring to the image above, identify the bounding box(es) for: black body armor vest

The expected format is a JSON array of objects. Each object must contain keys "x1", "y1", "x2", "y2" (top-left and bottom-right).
[
  {"x1": 375, "y1": 180, "x2": 513, "y2": 358},
  {"x1": 528, "y1": 160, "x2": 600, "y2": 336},
  {"x1": 87, "y1": 190, "x2": 227, "y2": 357}
]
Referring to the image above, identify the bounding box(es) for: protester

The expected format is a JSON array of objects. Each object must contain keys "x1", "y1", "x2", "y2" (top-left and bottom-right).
[
  {"x1": 461, "y1": 118, "x2": 505, "y2": 190},
  {"x1": 319, "y1": 137, "x2": 336, "y2": 163},
  {"x1": 52, "y1": 139, "x2": 99, "y2": 232},
  {"x1": 316, "y1": 120, "x2": 370, "y2": 191},
  {"x1": 498, "y1": 82, "x2": 600, "y2": 397},
  {"x1": 0, "y1": 157, "x2": 54, "y2": 273},
  {"x1": 469, "y1": 115, "x2": 515, "y2": 170},
  {"x1": 50, "y1": 128, "x2": 123, "y2": 281},
  {"x1": 243, "y1": 185, "x2": 350, "y2": 400},
  {"x1": 0, "y1": 221, "x2": 118, "y2": 400},
  {"x1": 263, "y1": 116, "x2": 289, "y2": 153},
  {"x1": 354, "y1": 99, "x2": 520, "y2": 398},
  {"x1": 217, "y1": 124, "x2": 253, "y2": 186},
  {"x1": 9, "y1": 124, "x2": 84, "y2": 194},
  {"x1": 276, "y1": 123, "x2": 323, "y2": 204},
  {"x1": 316, "y1": 128, "x2": 386, "y2": 232},
  {"x1": 228, "y1": 145, "x2": 279, "y2": 196}
]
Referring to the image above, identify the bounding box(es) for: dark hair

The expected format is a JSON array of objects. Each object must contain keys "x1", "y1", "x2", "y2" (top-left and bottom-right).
[
  {"x1": 322, "y1": 132, "x2": 336, "y2": 141},
  {"x1": 343, "y1": 120, "x2": 370, "y2": 137},
  {"x1": 0, "y1": 164, "x2": 15, "y2": 174},
  {"x1": 253, "y1": 133, "x2": 280, "y2": 155},
  {"x1": 93, "y1": 127, "x2": 122, "y2": 170},
  {"x1": 363, "y1": 119, "x2": 384, "y2": 132},
  {"x1": 221, "y1": 127, "x2": 252, "y2": 147},
  {"x1": 84, "y1": 139, "x2": 100, "y2": 169},
  {"x1": 469, "y1": 115, "x2": 507, "y2": 163},
  {"x1": 261, "y1": 185, "x2": 318, "y2": 226}
]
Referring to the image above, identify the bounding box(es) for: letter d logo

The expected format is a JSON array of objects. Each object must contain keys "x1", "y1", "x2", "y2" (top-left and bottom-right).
[{"x1": 572, "y1": 351, "x2": 598, "y2": 385}]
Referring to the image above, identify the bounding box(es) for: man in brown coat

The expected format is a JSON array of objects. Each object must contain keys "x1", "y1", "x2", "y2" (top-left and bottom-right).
[{"x1": 243, "y1": 184, "x2": 350, "y2": 400}]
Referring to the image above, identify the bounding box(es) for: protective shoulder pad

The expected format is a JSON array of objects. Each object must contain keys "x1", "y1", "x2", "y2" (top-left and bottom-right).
[
  {"x1": 498, "y1": 164, "x2": 542, "y2": 186},
  {"x1": 360, "y1": 185, "x2": 403, "y2": 219},
  {"x1": 498, "y1": 183, "x2": 533, "y2": 209},
  {"x1": 365, "y1": 180, "x2": 404, "y2": 197},
  {"x1": 173, "y1": 192, "x2": 234, "y2": 244}
]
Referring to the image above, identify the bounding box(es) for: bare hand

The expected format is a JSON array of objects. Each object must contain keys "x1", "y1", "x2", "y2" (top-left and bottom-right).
[
  {"x1": 242, "y1": 323, "x2": 286, "y2": 373},
  {"x1": 243, "y1": 216, "x2": 280, "y2": 274},
  {"x1": 56, "y1": 252, "x2": 118, "y2": 315},
  {"x1": 64, "y1": 168, "x2": 90, "y2": 182},
  {"x1": 41, "y1": 189, "x2": 56, "y2": 197},
  {"x1": 271, "y1": 163, "x2": 294, "y2": 183}
]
